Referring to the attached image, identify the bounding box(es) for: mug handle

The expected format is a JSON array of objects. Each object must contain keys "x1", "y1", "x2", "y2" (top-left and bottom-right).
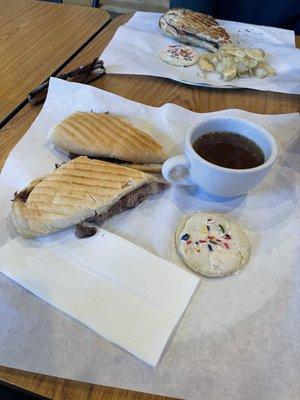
[{"x1": 162, "y1": 155, "x2": 193, "y2": 185}]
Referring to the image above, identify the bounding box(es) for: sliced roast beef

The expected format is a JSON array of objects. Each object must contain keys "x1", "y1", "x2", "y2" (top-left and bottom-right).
[{"x1": 86, "y1": 181, "x2": 168, "y2": 225}]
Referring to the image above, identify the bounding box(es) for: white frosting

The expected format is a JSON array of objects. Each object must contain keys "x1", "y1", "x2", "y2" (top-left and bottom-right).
[
  {"x1": 176, "y1": 212, "x2": 250, "y2": 277},
  {"x1": 159, "y1": 44, "x2": 199, "y2": 67}
]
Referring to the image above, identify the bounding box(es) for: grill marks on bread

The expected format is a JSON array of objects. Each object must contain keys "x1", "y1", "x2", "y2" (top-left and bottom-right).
[
  {"x1": 50, "y1": 112, "x2": 167, "y2": 164},
  {"x1": 160, "y1": 9, "x2": 231, "y2": 51},
  {"x1": 26, "y1": 158, "x2": 145, "y2": 215},
  {"x1": 177, "y1": 10, "x2": 229, "y2": 41},
  {"x1": 166, "y1": 9, "x2": 230, "y2": 43},
  {"x1": 11, "y1": 157, "x2": 167, "y2": 238},
  {"x1": 84, "y1": 113, "x2": 153, "y2": 150}
]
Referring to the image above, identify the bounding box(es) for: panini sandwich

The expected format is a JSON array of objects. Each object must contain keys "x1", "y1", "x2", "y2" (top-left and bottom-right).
[
  {"x1": 49, "y1": 112, "x2": 167, "y2": 172},
  {"x1": 11, "y1": 156, "x2": 168, "y2": 238},
  {"x1": 159, "y1": 8, "x2": 231, "y2": 52}
]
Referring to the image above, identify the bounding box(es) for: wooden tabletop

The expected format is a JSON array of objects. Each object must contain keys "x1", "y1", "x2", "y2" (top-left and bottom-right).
[
  {"x1": 0, "y1": 0, "x2": 110, "y2": 125},
  {"x1": 0, "y1": 13, "x2": 299, "y2": 400}
]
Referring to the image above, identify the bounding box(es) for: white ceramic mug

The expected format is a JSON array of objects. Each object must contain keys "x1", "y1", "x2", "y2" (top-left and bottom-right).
[{"x1": 162, "y1": 116, "x2": 278, "y2": 198}]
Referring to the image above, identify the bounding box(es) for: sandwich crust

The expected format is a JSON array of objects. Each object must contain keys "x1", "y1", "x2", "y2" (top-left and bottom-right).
[
  {"x1": 49, "y1": 112, "x2": 167, "y2": 164},
  {"x1": 11, "y1": 157, "x2": 166, "y2": 238},
  {"x1": 68, "y1": 153, "x2": 162, "y2": 173},
  {"x1": 120, "y1": 163, "x2": 162, "y2": 173}
]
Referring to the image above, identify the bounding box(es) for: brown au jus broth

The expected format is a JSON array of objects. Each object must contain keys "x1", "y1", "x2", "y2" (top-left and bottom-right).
[{"x1": 193, "y1": 132, "x2": 265, "y2": 169}]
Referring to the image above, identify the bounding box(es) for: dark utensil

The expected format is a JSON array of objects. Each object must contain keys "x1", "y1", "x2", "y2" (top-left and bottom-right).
[{"x1": 28, "y1": 58, "x2": 106, "y2": 105}]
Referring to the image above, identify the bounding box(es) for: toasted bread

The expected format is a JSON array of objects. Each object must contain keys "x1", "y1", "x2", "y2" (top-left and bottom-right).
[
  {"x1": 68, "y1": 153, "x2": 162, "y2": 173},
  {"x1": 159, "y1": 9, "x2": 231, "y2": 52},
  {"x1": 11, "y1": 156, "x2": 168, "y2": 238},
  {"x1": 49, "y1": 112, "x2": 167, "y2": 164},
  {"x1": 120, "y1": 163, "x2": 162, "y2": 173}
]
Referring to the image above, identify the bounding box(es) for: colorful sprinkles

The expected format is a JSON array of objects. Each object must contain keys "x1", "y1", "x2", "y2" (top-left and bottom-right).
[
  {"x1": 181, "y1": 217, "x2": 232, "y2": 253},
  {"x1": 181, "y1": 233, "x2": 190, "y2": 241},
  {"x1": 219, "y1": 224, "x2": 225, "y2": 233},
  {"x1": 166, "y1": 44, "x2": 196, "y2": 62}
]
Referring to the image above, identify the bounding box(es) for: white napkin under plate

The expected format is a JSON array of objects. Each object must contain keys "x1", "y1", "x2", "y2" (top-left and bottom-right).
[{"x1": 101, "y1": 12, "x2": 300, "y2": 94}]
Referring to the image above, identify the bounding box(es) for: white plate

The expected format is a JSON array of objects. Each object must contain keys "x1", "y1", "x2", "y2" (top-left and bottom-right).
[{"x1": 174, "y1": 77, "x2": 237, "y2": 89}]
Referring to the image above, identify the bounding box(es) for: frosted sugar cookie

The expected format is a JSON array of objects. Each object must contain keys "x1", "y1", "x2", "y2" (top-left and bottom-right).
[
  {"x1": 176, "y1": 212, "x2": 250, "y2": 277},
  {"x1": 159, "y1": 44, "x2": 199, "y2": 67}
]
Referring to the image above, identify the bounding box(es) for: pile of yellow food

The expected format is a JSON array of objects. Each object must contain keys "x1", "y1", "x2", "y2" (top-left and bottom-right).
[{"x1": 198, "y1": 44, "x2": 276, "y2": 81}]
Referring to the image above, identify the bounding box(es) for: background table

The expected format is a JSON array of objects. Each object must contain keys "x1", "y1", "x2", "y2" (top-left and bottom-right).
[
  {"x1": 0, "y1": 13, "x2": 299, "y2": 400},
  {"x1": 1, "y1": 14, "x2": 299, "y2": 170},
  {"x1": 0, "y1": 0, "x2": 110, "y2": 125}
]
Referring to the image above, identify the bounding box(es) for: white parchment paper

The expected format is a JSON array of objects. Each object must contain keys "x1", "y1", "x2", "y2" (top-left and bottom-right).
[
  {"x1": 101, "y1": 12, "x2": 300, "y2": 94},
  {"x1": 0, "y1": 78, "x2": 300, "y2": 399}
]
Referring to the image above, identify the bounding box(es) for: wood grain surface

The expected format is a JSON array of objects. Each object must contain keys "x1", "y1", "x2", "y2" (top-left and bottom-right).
[
  {"x1": 0, "y1": 366, "x2": 176, "y2": 400},
  {"x1": 0, "y1": 13, "x2": 299, "y2": 400},
  {"x1": 0, "y1": 0, "x2": 110, "y2": 124}
]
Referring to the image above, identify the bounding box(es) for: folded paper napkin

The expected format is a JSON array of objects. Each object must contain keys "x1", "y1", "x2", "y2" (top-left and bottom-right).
[{"x1": 0, "y1": 229, "x2": 199, "y2": 367}]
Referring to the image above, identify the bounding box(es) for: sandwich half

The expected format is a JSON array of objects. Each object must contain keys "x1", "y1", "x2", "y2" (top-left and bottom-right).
[
  {"x1": 159, "y1": 8, "x2": 231, "y2": 52},
  {"x1": 49, "y1": 111, "x2": 167, "y2": 165},
  {"x1": 11, "y1": 156, "x2": 168, "y2": 238}
]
